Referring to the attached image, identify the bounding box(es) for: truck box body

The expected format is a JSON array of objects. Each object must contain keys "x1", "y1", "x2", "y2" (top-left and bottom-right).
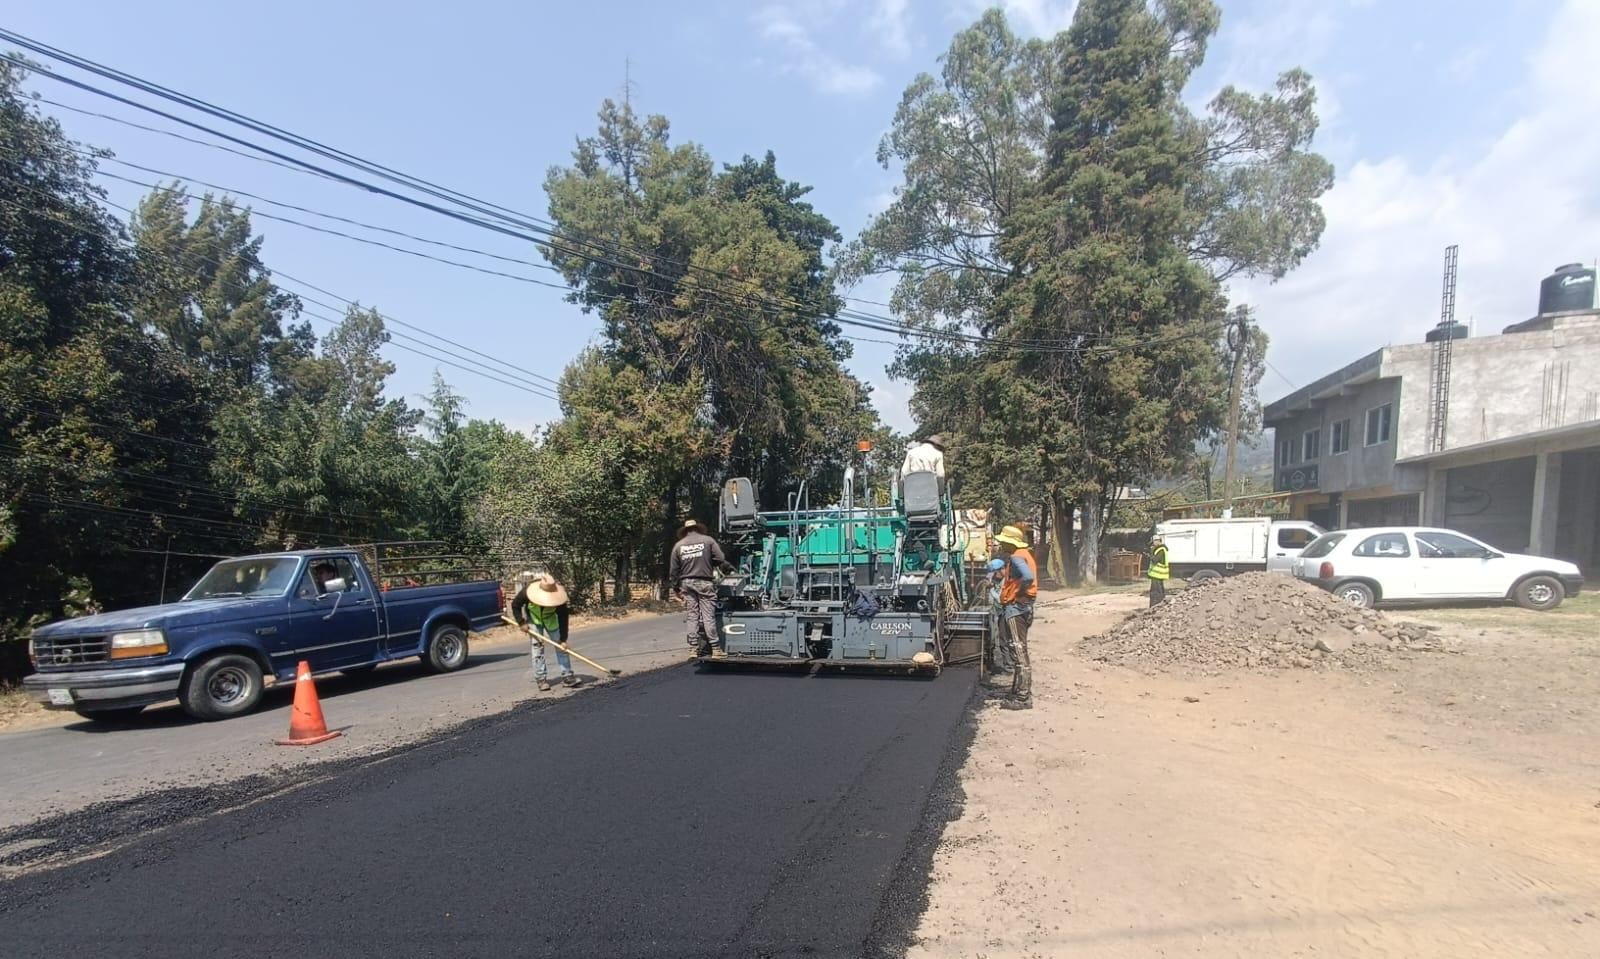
[{"x1": 1155, "y1": 517, "x2": 1324, "y2": 580}]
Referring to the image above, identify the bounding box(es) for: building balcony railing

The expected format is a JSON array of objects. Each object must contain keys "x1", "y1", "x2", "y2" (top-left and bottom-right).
[{"x1": 1274, "y1": 463, "x2": 1319, "y2": 493}]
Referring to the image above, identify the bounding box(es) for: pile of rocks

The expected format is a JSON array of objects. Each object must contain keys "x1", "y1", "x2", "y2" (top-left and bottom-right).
[{"x1": 1080, "y1": 572, "x2": 1444, "y2": 673}]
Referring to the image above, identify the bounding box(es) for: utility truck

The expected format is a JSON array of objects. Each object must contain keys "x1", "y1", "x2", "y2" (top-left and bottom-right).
[{"x1": 1154, "y1": 516, "x2": 1325, "y2": 583}]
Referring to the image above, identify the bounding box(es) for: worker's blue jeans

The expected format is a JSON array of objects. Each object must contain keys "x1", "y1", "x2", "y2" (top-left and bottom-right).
[{"x1": 530, "y1": 629, "x2": 573, "y2": 681}]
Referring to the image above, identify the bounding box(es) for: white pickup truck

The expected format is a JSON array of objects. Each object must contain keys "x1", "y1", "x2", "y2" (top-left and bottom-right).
[{"x1": 1154, "y1": 517, "x2": 1325, "y2": 583}]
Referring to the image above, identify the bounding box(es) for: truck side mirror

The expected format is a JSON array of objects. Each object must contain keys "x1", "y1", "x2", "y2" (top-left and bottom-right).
[{"x1": 323, "y1": 577, "x2": 349, "y2": 593}]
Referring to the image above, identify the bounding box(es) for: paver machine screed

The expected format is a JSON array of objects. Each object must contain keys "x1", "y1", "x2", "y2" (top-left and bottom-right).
[{"x1": 706, "y1": 461, "x2": 988, "y2": 674}]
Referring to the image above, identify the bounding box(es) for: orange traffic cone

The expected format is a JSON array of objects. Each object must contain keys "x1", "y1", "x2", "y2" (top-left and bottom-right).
[{"x1": 275, "y1": 660, "x2": 341, "y2": 746}]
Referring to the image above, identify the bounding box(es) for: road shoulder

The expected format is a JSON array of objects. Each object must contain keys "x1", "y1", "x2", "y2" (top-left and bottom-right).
[{"x1": 904, "y1": 592, "x2": 1600, "y2": 957}]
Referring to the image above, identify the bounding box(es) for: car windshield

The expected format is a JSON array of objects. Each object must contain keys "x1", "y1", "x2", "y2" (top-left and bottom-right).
[
  {"x1": 185, "y1": 558, "x2": 302, "y2": 599},
  {"x1": 1300, "y1": 532, "x2": 1347, "y2": 558}
]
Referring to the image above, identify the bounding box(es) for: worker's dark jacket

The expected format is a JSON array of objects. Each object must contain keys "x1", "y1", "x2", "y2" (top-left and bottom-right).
[
  {"x1": 669, "y1": 531, "x2": 726, "y2": 584},
  {"x1": 511, "y1": 585, "x2": 570, "y2": 638}
]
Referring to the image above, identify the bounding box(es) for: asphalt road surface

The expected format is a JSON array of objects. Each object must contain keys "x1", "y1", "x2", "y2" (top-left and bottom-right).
[
  {"x1": 0, "y1": 614, "x2": 688, "y2": 829},
  {"x1": 1, "y1": 656, "x2": 977, "y2": 958}
]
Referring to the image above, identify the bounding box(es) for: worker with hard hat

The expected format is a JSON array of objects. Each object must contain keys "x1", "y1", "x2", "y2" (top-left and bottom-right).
[
  {"x1": 1147, "y1": 533, "x2": 1170, "y2": 606},
  {"x1": 512, "y1": 572, "x2": 578, "y2": 692},
  {"x1": 671, "y1": 518, "x2": 729, "y2": 658},
  {"x1": 995, "y1": 524, "x2": 1037, "y2": 708}
]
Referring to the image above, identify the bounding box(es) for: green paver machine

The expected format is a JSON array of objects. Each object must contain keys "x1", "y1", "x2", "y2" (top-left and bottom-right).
[{"x1": 706, "y1": 460, "x2": 989, "y2": 674}]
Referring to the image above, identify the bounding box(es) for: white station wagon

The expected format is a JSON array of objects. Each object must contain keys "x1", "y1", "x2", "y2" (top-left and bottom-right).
[{"x1": 1292, "y1": 526, "x2": 1584, "y2": 611}]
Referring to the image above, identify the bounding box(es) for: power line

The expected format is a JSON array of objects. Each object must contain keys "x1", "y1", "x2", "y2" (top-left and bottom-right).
[
  {"x1": 7, "y1": 41, "x2": 1231, "y2": 402},
  {"x1": 1265, "y1": 359, "x2": 1299, "y2": 391},
  {"x1": 2, "y1": 44, "x2": 1172, "y2": 357},
  {"x1": 20, "y1": 495, "x2": 359, "y2": 546},
  {"x1": 31, "y1": 94, "x2": 347, "y2": 185},
  {"x1": 296, "y1": 304, "x2": 561, "y2": 401},
  {"x1": 0, "y1": 440, "x2": 403, "y2": 528},
  {"x1": 0, "y1": 185, "x2": 564, "y2": 401}
]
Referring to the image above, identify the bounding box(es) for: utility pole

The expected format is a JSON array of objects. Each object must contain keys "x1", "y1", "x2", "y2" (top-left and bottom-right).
[{"x1": 1221, "y1": 307, "x2": 1250, "y2": 518}]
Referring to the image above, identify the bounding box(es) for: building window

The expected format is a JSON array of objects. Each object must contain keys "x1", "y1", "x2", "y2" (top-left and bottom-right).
[
  {"x1": 1278, "y1": 437, "x2": 1298, "y2": 467},
  {"x1": 1331, "y1": 419, "x2": 1350, "y2": 455},
  {"x1": 1302, "y1": 428, "x2": 1321, "y2": 461},
  {"x1": 1364, "y1": 404, "x2": 1393, "y2": 446}
]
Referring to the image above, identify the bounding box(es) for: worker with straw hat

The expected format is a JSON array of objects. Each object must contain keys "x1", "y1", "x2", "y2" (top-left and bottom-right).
[
  {"x1": 994, "y1": 524, "x2": 1037, "y2": 708},
  {"x1": 512, "y1": 572, "x2": 577, "y2": 692}
]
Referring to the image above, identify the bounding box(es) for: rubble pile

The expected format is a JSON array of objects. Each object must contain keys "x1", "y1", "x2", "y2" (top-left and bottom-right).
[{"x1": 1081, "y1": 572, "x2": 1444, "y2": 673}]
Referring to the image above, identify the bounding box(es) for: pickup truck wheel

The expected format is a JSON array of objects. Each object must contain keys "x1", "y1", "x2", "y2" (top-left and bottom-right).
[
  {"x1": 1335, "y1": 581, "x2": 1375, "y2": 609},
  {"x1": 1188, "y1": 569, "x2": 1223, "y2": 585},
  {"x1": 73, "y1": 706, "x2": 145, "y2": 723},
  {"x1": 181, "y1": 654, "x2": 263, "y2": 721},
  {"x1": 423, "y1": 624, "x2": 469, "y2": 673},
  {"x1": 1514, "y1": 575, "x2": 1564, "y2": 611}
]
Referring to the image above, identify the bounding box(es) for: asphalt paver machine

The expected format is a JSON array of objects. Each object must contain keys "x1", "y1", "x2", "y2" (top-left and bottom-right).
[{"x1": 707, "y1": 463, "x2": 988, "y2": 674}]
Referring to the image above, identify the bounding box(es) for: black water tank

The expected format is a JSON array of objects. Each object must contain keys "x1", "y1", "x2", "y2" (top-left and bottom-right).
[
  {"x1": 1539, "y1": 263, "x2": 1597, "y2": 314},
  {"x1": 1425, "y1": 321, "x2": 1467, "y2": 342}
]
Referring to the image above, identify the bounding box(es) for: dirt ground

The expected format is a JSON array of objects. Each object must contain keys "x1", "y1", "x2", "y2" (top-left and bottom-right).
[{"x1": 907, "y1": 590, "x2": 1600, "y2": 958}]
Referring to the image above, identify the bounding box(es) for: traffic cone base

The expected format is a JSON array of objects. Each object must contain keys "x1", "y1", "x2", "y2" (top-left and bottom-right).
[{"x1": 275, "y1": 660, "x2": 342, "y2": 746}]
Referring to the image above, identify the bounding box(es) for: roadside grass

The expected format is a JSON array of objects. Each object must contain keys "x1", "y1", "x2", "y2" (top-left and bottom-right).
[
  {"x1": 1, "y1": 683, "x2": 30, "y2": 717},
  {"x1": 1399, "y1": 591, "x2": 1600, "y2": 640},
  {"x1": 0, "y1": 682, "x2": 54, "y2": 733}
]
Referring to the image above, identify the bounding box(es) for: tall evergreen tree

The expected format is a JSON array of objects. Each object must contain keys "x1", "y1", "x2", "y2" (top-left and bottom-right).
[
  {"x1": 541, "y1": 99, "x2": 882, "y2": 580},
  {"x1": 131, "y1": 186, "x2": 310, "y2": 390},
  {"x1": 847, "y1": 3, "x2": 1332, "y2": 581},
  {"x1": 0, "y1": 60, "x2": 213, "y2": 657}
]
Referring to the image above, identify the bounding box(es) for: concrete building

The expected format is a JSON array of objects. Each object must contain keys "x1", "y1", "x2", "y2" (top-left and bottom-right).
[{"x1": 1263, "y1": 299, "x2": 1600, "y2": 575}]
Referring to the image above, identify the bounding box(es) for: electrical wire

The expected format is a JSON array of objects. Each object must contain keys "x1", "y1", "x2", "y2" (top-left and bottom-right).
[
  {"x1": 0, "y1": 187, "x2": 564, "y2": 400},
  {"x1": 0, "y1": 44, "x2": 1215, "y2": 357}
]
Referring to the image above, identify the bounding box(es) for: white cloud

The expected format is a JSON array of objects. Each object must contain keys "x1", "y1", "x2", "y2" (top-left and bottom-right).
[
  {"x1": 1234, "y1": 0, "x2": 1600, "y2": 401},
  {"x1": 966, "y1": 0, "x2": 1079, "y2": 38},
  {"x1": 871, "y1": 0, "x2": 914, "y2": 58},
  {"x1": 1443, "y1": 46, "x2": 1486, "y2": 83},
  {"x1": 757, "y1": 4, "x2": 884, "y2": 95},
  {"x1": 1213, "y1": 0, "x2": 1339, "y2": 89}
]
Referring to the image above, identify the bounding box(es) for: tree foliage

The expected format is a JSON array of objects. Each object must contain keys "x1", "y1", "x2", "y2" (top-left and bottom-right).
[
  {"x1": 532, "y1": 99, "x2": 883, "y2": 587},
  {"x1": 0, "y1": 64, "x2": 507, "y2": 676},
  {"x1": 843, "y1": 2, "x2": 1332, "y2": 580}
]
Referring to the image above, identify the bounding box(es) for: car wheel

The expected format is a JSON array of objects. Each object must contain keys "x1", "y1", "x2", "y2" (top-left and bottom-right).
[
  {"x1": 1514, "y1": 575, "x2": 1564, "y2": 611},
  {"x1": 1188, "y1": 569, "x2": 1223, "y2": 585},
  {"x1": 423, "y1": 624, "x2": 470, "y2": 673},
  {"x1": 1335, "y1": 581, "x2": 1375, "y2": 609},
  {"x1": 73, "y1": 705, "x2": 145, "y2": 723},
  {"x1": 181, "y1": 653, "x2": 264, "y2": 721}
]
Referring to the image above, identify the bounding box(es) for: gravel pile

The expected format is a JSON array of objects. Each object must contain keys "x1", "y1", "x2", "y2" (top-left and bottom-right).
[{"x1": 1081, "y1": 572, "x2": 1445, "y2": 673}]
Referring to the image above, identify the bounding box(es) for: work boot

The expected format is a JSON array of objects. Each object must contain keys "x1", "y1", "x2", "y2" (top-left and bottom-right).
[
  {"x1": 561, "y1": 674, "x2": 580, "y2": 688},
  {"x1": 710, "y1": 646, "x2": 728, "y2": 660},
  {"x1": 536, "y1": 680, "x2": 552, "y2": 692},
  {"x1": 1000, "y1": 694, "x2": 1032, "y2": 711},
  {"x1": 688, "y1": 646, "x2": 702, "y2": 660}
]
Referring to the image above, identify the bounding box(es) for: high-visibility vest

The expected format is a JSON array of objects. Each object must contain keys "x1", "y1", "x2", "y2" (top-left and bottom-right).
[
  {"x1": 1000, "y1": 548, "x2": 1039, "y2": 604},
  {"x1": 1148, "y1": 544, "x2": 1170, "y2": 581}
]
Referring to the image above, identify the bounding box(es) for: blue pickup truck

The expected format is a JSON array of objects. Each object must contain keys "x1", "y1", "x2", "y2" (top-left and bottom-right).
[{"x1": 22, "y1": 549, "x2": 504, "y2": 722}]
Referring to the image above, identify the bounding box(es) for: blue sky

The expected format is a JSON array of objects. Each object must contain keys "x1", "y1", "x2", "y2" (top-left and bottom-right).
[{"x1": 7, "y1": 0, "x2": 1594, "y2": 434}]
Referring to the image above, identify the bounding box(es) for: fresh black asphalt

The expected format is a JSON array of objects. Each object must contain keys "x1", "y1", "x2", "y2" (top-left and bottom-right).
[{"x1": 0, "y1": 661, "x2": 977, "y2": 958}]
